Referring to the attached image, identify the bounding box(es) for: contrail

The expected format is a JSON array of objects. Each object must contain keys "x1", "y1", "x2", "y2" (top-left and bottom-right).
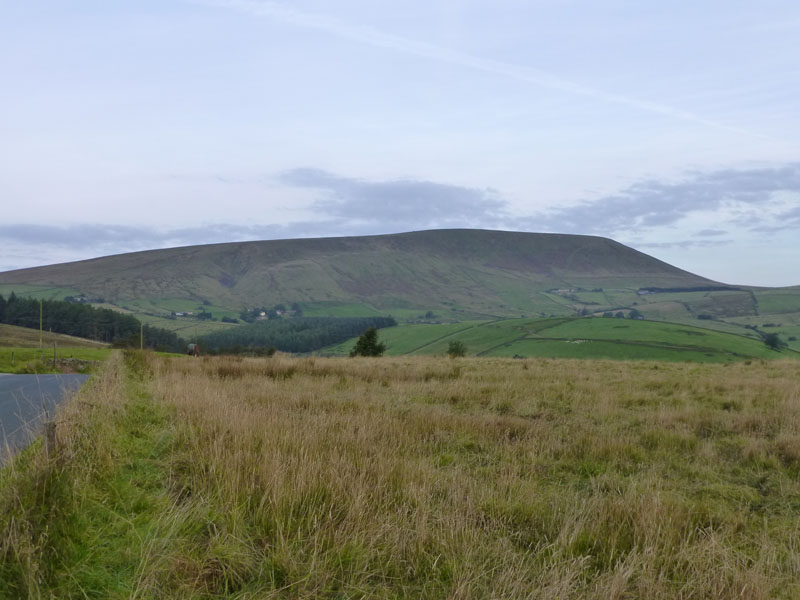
[{"x1": 195, "y1": 0, "x2": 769, "y2": 139}]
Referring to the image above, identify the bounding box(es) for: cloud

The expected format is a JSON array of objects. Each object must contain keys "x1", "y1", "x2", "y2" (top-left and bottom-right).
[
  {"x1": 0, "y1": 167, "x2": 508, "y2": 268},
  {"x1": 278, "y1": 168, "x2": 506, "y2": 228},
  {"x1": 195, "y1": 0, "x2": 766, "y2": 140},
  {"x1": 534, "y1": 162, "x2": 800, "y2": 235},
  {"x1": 749, "y1": 204, "x2": 800, "y2": 233},
  {"x1": 276, "y1": 164, "x2": 800, "y2": 238},
  {"x1": 694, "y1": 229, "x2": 728, "y2": 237},
  {"x1": 3, "y1": 163, "x2": 799, "y2": 272}
]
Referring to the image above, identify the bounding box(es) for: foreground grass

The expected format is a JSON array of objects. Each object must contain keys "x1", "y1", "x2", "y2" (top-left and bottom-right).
[
  {"x1": 2, "y1": 353, "x2": 800, "y2": 597},
  {"x1": 0, "y1": 351, "x2": 174, "y2": 597}
]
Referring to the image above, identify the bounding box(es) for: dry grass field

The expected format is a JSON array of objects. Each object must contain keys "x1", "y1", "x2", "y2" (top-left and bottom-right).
[{"x1": 2, "y1": 351, "x2": 800, "y2": 598}]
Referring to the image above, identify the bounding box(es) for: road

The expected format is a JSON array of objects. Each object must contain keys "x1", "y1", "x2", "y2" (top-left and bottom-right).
[{"x1": 0, "y1": 373, "x2": 89, "y2": 456}]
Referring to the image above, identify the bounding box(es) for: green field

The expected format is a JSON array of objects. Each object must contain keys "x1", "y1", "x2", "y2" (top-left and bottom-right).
[
  {"x1": 755, "y1": 291, "x2": 800, "y2": 314},
  {"x1": 326, "y1": 317, "x2": 798, "y2": 362},
  {"x1": 0, "y1": 323, "x2": 110, "y2": 373},
  {"x1": 410, "y1": 319, "x2": 567, "y2": 356},
  {"x1": 487, "y1": 339, "x2": 730, "y2": 361},
  {"x1": 0, "y1": 346, "x2": 111, "y2": 373},
  {"x1": 121, "y1": 297, "x2": 242, "y2": 320},
  {"x1": 322, "y1": 321, "x2": 485, "y2": 356},
  {"x1": 0, "y1": 284, "x2": 81, "y2": 301},
  {"x1": 135, "y1": 314, "x2": 237, "y2": 338}
]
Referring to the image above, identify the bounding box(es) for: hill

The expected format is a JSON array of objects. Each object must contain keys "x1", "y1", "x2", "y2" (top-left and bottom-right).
[{"x1": 0, "y1": 229, "x2": 716, "y2": 319}]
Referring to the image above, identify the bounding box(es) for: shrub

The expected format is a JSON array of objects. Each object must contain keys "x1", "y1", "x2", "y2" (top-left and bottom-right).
[{"x1": 447, "y1": 340, "x2": 467, "y2": 358}]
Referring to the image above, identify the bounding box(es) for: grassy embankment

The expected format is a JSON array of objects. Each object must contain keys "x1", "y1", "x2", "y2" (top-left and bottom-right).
[
  {"x1": 0, "y1": 323, "x2": 110, "y2": 373},
  {"x1": 2, "y1": 352, "x2": 800, "y2": 598}
]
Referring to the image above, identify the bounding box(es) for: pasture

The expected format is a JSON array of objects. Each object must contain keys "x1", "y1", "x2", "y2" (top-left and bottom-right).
[
  {"x1": 325, "y1": 317, "x2": 796, "y2": 362},
  {"x1": 0, "y1": 323, "x2": 111, "y2": 373},
  {"x1": 0, "y1": 347, "x2": 110, "y2": 374}
]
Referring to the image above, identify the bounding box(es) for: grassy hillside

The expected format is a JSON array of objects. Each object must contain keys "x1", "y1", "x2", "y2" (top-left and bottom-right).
[
  {"x1": 2, "y1": 352, "x2": 799, "y2": 597},
  {"x1": 0, "y1": 324, "x2": 110, "y2": 373},
  {"x1": 325, "y1": 317, "x2": 797, "y2": 363},
  {"x1": 0, "y1": 323, "x2": 108, "y2": 349},
  {"x1": 0, "y1": 229, "x2": 716, "y2": 319}
]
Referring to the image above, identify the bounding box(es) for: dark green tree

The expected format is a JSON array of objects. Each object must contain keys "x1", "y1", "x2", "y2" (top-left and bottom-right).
[
  {"x1": 350, "y1": 326, "x2": 386, "y2": 357},
  {"x1": 447, "y1": 340, "x2": 467, "y2": 358},
  {"x1": 763, "y1": 333, "x2": 785, "y2": 350}
]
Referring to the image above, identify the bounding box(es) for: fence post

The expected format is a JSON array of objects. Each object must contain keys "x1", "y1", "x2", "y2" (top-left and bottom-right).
[{"x1": 45, "y1": 421, "x2": 57, "y2": 458}]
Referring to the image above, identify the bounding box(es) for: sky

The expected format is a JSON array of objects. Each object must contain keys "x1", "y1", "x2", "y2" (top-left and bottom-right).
[{"x1": 1, "y1": 0, "x2": 799, "y2": 286}]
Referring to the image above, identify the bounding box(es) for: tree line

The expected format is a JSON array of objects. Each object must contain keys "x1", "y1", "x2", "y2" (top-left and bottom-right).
[
  {"x1": 0, "y1": 293, "x2": 185, "y2": 352},
  {"x1": 200, "y1": 316, "x2": 396, "y2": 354}
]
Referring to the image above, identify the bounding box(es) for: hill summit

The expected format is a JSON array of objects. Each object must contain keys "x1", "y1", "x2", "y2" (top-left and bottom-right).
[{"x1": 0, "y1": 229, "x2": 714, "y2": 317}]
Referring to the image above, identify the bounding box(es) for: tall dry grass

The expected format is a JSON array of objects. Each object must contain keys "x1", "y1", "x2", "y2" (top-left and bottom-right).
[
  {"x1": 0, "y1": 352, "x2": 129, "y2": 597},
  {"x1": 146, "y1": 355, "x2": 800, "y2": 598}
]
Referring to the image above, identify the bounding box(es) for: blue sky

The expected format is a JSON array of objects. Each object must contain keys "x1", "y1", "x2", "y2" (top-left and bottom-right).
[{"x1": 1, "y1": 0, "x2": 799, "y2": 286}]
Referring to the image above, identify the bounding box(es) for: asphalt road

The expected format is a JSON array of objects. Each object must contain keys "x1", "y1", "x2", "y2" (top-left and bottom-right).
[{"x1": 0, "y1": 373, "x2": 89, "y2": 456}]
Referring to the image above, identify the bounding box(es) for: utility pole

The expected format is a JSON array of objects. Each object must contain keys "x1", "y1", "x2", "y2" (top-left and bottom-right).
[
  {"x1": 140, "y1": 321, "x2": 144, "y2": 351},
  {"x1": 39, "y1": 299, "x2": 43, "y2": 348}
]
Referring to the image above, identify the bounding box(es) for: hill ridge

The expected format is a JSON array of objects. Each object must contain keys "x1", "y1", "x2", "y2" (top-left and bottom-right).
[{"x1": 0, "y1": 229, "x2": 718, "y2": 317}]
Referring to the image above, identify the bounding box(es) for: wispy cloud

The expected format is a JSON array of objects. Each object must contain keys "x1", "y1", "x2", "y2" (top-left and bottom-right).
[
  {"x1": 196, "y1": 0, "x2": 766, "y2": 139},
  {"x1": 533, "y1": 162, "x2": 800, "y2": 235},
  {"x1": 749, "y1": 204, "x2": 800, "y2": 233},
  {"x1": 278, "y1": 168, "x2": 506, "y2": 229},
  {"x1": 693, "y1": 229, "x2": 728, "y2": 237}
]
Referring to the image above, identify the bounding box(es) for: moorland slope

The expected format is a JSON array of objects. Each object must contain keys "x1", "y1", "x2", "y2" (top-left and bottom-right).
[{"x1": 0, "y1": 229, "x2": 714, "y2": 317}]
